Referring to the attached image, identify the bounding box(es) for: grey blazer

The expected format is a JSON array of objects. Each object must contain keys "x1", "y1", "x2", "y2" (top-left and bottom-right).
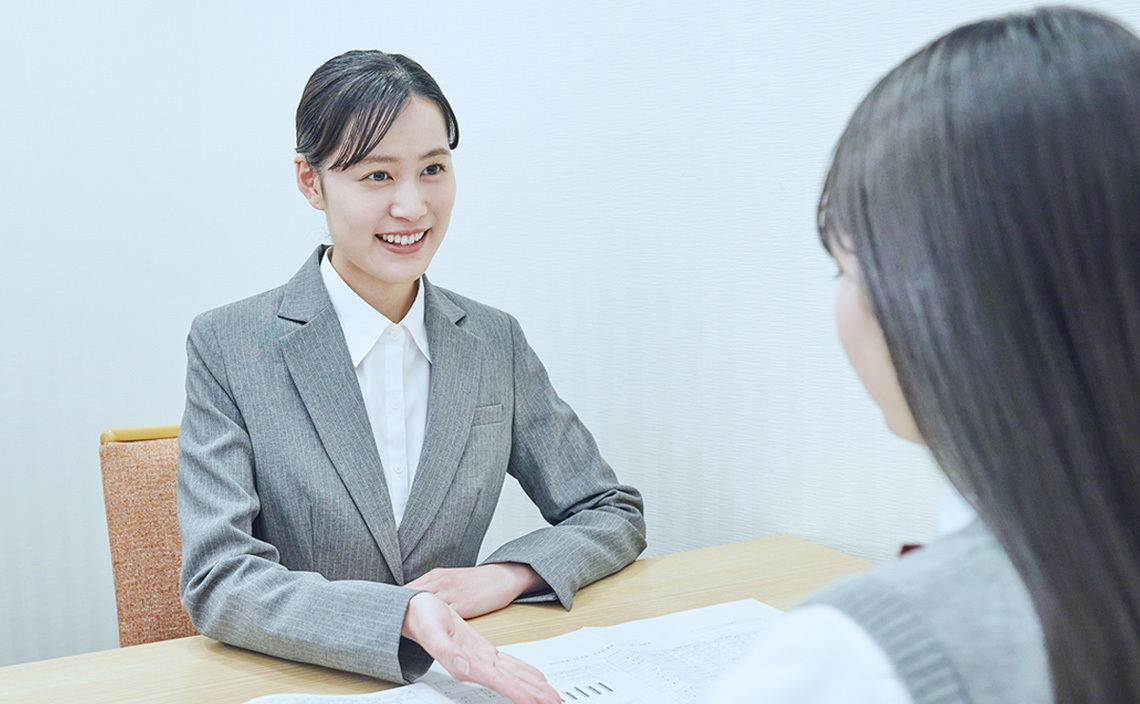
[{"x1": 177, "y1": 245, "x2": 646, "y2": 682}]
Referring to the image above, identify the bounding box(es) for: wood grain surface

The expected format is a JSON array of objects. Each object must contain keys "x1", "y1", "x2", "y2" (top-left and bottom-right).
[{"x1": 0, "y1": 535, "x2": 870, "y2": 704}]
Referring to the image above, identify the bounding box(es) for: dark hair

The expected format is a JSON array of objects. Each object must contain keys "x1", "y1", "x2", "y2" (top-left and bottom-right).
[
  {"x1": 820, "y1": 7, "x2": 1140, "y2": 704},
  {"x1": 295, "y1": 50, "x2": 459, "y2": 171}
]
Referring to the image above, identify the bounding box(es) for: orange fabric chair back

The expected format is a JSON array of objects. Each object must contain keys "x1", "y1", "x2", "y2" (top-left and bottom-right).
[{"x1": 99, "y1": 426, "x2": 197, "y2": 647}]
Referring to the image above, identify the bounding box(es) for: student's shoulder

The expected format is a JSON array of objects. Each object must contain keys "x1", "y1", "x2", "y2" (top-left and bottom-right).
[
  {"x1": 878, "y1": 519, "x2": 1008, "y2": 593},
  {"x1": 816, "y1": 521, "x2": 1009, "y2": 604},
  {"x1": 806, "y1": 526, "x2": 1046, "y2": 701},
  {"x1": 805, "y1": 519, "x2": 1041, "y2": 662}
]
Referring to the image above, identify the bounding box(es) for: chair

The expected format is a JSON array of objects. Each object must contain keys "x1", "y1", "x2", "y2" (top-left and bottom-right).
[{"x1": 100, "y1": 425, "x2": 198, "y2": 646}]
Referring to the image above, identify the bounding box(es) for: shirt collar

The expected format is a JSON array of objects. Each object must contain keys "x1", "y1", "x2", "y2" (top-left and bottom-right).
[
  {"x1": 939, "y1": 485, "x2": 976, "y2": 536},
  {"x1": 319, "y1": 248, "x2": 432, "y2": 366},
  {"x1": 403, "y1": 278, "x2": 431, "y2": 363}
]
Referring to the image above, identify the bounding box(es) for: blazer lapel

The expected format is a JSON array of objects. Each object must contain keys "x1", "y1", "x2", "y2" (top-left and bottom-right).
[
  {"x1": 277, "y1": 246, "x2": 405, "y2": 583},
  {"x1": 398, "y1": 279, "x2": 482, "y2": 559}
]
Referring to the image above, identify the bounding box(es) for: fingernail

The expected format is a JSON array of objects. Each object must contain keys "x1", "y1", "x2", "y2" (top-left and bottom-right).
[{"x1": 454, "y1": 656, "x2": 470, "y2": 676}]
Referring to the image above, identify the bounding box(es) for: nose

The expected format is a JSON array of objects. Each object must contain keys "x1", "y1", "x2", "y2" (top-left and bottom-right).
[{"x1": 389, "y1": 180, "x2": 428, "y2": 221}]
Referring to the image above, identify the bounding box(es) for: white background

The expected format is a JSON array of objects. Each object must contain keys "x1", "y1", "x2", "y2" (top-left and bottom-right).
[{"x1": 3, "y1": 0, "x2": 1136, "y2": 667}]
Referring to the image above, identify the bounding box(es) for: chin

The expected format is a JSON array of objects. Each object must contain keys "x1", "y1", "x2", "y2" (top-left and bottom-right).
[
  {"x1": 885, "y1": 413, "x2": 925, "y2": 445},
  {"x1": 364, "y1": 260, "x2": 429, "y2": 284}
]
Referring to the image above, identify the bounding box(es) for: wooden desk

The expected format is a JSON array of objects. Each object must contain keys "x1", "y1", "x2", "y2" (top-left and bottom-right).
[{"x1": 0, "y1": 535, "x2": 870, "y2": 704}]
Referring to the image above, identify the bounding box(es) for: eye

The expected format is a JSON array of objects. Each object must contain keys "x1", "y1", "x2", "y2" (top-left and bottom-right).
[
  {"x1": 423, "y1": 163, "x2": 446, "y2": 176},
  {"x1": 366, "y1": 171, "x2": 390, "y2": 182}
]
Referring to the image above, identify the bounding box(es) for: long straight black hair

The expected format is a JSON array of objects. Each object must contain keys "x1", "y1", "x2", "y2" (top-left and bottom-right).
[{"x1": 820, "y1": 7, "x2": 1140, "y2": 703}]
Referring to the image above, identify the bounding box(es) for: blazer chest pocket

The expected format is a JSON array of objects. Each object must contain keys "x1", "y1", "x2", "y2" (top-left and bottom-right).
[{"x1": 471, "y1": 403, "x2": 505, "y2": 426}]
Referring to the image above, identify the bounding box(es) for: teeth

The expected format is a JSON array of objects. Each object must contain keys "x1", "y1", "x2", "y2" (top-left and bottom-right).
[{"x1": 380, "y1": 231, "x2": 426, "y2": 245}]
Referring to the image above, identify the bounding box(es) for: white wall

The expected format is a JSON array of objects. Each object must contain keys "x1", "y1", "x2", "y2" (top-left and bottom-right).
[{"x1": 4, "y1": 0, "x2": 1138, "y2": 667}]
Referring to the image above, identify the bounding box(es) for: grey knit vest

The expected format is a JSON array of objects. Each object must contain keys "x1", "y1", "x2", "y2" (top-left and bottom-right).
[{"x1": 806, "y1": 520, "x2": 1052, "y2": 704}]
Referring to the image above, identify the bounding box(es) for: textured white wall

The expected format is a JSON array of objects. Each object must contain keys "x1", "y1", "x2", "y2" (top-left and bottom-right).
[{"x1": 4, "y1": 0, "x2": 1138, "y2": 667}]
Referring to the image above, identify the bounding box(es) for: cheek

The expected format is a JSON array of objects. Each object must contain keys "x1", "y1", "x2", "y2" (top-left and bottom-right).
[
  {"x1": 836, "y1": 281, "x2": 893, "y2": 404},
  {"x1": 428, "y1": 181, "x2": 457, "y2": 220},
  {"x1": 835, "y1": 281, "x2": 923, "y2": 442},
  {"x1": 331, "y1": 193, "x2": 385, "y2": 230},
  {"x1": 835, "y1": 280, "x2": 869, "y2": 369}
]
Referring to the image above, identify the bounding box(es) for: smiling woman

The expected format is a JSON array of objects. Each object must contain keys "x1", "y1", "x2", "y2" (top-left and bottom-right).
[
  {"x1": 175, "y1": 50, "x2": 646, "y2": 704},
  {"x1": 295, "y1": 97, "x2": 456, "y2": 322}
]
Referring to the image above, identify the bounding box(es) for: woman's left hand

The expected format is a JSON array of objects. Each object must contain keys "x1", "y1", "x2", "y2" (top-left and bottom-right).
[{"x1": 406, "y1": 563, "x2": 548, "y2": 619}]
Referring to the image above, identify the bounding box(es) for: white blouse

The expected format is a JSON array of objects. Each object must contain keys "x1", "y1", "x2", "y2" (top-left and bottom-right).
[{"x1": 320, "y1": 250, "x2": 431, "y2": 526}]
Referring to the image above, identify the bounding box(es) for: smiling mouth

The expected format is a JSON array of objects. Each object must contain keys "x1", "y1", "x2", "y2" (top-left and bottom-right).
[{"x1": 377, "y1": 230, "x2": 426, "y2": 246}]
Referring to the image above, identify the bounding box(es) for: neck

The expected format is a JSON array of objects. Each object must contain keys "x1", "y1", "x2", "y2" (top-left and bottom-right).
[{"x1": 329, "y1": 248, "x2": 419, "y2": 323}]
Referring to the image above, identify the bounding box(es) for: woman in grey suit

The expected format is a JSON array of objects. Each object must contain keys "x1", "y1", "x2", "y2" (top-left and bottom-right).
[{"x1": 177, "y1": 50, "x2": 646, "y2": 704}]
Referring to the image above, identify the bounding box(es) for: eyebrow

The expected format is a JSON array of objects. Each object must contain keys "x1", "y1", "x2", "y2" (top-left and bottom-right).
[{"x1": 356, "y1": 148, "x2": 450, "y2": 165}]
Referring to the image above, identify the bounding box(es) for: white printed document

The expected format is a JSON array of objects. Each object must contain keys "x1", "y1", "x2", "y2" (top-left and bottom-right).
[{"x1": 243, "y1": 599, "x2": 783, "y2": 704}]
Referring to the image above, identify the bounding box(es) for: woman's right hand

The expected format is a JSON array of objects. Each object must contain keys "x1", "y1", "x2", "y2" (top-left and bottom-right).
[{"x1": 400, "y1": 592, "x2": 560, "y2": 704}]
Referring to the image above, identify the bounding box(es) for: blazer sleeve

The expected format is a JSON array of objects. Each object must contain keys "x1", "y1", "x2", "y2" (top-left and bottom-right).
[
  {"x1": 177, "y1": 315, "x2": 433, "y2": 682},
  {"x1": 480, "y1": 315, "x2": 647, "y2": 609}
]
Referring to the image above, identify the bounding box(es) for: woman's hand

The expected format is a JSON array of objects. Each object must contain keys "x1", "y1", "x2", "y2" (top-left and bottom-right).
[
  {"x1": 400, "y1": 592, "x2": 559, "y2": 704},
  {"x1": 406, "y1": 563, "x2": 548, "y2": 619}
]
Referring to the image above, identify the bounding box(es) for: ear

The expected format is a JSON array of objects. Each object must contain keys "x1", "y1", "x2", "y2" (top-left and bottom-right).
[{"x1": 294, "y1": 154, "x2": 325, "y2": 210}]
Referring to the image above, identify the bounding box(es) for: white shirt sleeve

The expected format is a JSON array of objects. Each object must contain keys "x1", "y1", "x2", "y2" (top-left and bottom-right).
[{"x1": 700, "y1": 604, "x2": 913, "y2": 704}]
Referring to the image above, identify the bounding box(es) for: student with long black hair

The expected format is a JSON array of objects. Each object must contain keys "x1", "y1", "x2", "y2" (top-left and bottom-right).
[
  {"x1": 177, "y1": 51, "x2": 645, "y2": 704},
  {"x1": 707, "y1": 7, "x2": 1140, "y2": 703}
]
